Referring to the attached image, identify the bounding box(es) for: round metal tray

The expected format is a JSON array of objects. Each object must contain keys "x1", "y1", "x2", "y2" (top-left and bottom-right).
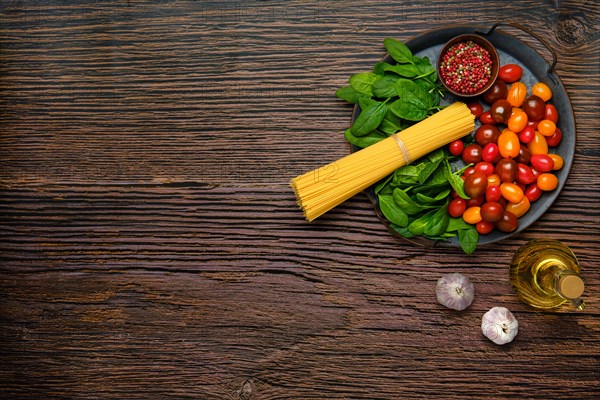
[{"x1": 351, "y1": 23, "x2": 576, "y2": 248}]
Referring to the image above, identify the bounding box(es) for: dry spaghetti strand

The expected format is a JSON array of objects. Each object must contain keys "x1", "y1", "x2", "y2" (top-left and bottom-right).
[{"x1": 291, "y1": 102, "x2": 474, "y2": 221}]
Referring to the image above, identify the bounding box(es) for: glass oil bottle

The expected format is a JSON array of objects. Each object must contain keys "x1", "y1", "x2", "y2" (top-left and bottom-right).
[{"x1": 510, "y1": 239, "x2": 585, "y2": 311}]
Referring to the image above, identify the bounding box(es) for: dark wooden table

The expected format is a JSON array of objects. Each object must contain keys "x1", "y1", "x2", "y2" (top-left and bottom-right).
[{"x1": 1, "y1": 1, "x2": 599, "y2": 399}]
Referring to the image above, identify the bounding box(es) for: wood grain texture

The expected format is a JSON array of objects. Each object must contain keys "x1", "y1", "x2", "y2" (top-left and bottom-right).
[{"x1": 1, "y1": 0, "x2": 599, "y2": 399}]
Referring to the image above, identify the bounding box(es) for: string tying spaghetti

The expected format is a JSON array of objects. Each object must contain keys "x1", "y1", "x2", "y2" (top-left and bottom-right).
[{"x1": 393, "y1": 133, "x2": 411, "y2": 164}]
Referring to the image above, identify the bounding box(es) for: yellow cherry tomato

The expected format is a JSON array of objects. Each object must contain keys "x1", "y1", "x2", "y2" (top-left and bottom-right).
[
  {"x1": 487, "y1": 174, "x2": 501, "y2": 186},
  {"x1": 548, "y1": 153, "x2": 564, "y2": 170},
  {"x1": 527, "y1": 131, "x2": 549, "y2": 155},
  {"x1": 537, "y1": 173, "x2": 559, "y2": 191},
  {"x1": 532, "y1": 82, "x2": 552, "y2": 102},
  {"x1": 500, "y1": 182, "x2": 524, "y2": 203},
  {"x1": 507, "y1": 82, "x2": 527, "y2": 107},
  {"x1": 498, "y1": 129, "x2": 520, "y2": 158},
  {"x1": 463, "y1": 206, "x2": 482, "y2": 224},
  {"x1": 537, "y1": 119, "x2": 556, "y2": 136},
  {"x1": 505, "y1": 196, "x2": 531, "y2": 218},
  {"x1": 507, "y1": 110, "x2": 528, "y2": 133}
]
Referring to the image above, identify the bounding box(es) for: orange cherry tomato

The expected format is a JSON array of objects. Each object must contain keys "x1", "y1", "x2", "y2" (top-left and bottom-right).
[
  {"x1": 505, "y1": 196, "x2": 531, "y2": 218},
  {"x1": 532, "y1": 82, "x2": 552, "y2": 102},
  {"x1": 527, "y1": 131, "x2": 549, "y2": 155},
  {"x1": 507, "y1": 82, "x2": 527, "y2": 107},
  {"x1": 548, "y1": 154, "x2": 564, "y2": 170},
  {"x1": 537, "y1": 119, "x2": 556, "y2": 137},
  {"x1": 487, "y1": 174, "x2": 501, "y2": 186},
  {"x1": 507, "y1": 110, "x2": 528, "y2": 133},
  {"x1": 500, "y1": 182, "x2": 524, "y2": 203},
  {"x1": 537, "y1": 173, "x2": 559, "y2": 191},
  {"x1": 463, "y1": 206, "x2": 482, "y2": 224},
  {"x1": 498, "y1": 130, "x2": 520, "y2": 158}
]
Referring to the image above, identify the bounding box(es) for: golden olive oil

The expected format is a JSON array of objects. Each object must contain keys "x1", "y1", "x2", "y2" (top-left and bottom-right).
[{"x1": 510, "y1": 239, "x2": 585, "y2": 310}]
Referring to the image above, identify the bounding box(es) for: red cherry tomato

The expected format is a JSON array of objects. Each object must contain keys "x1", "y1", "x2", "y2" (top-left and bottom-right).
[
  {"x1": 479, "y1": 111, "x2": 495, "y2": 125},
  {"x1": 448, "y1": 198, "x2": 467, "y2": 218},
  {"x1": 475, "y1": 161, "x2": 495, "y2": 177},
  {"x1": 515, "y1": 144, "x2": 532, "y2": 164},
  {"x1": 498, "y1": 130, "x2": 520, "y2": 158},
  {"x1": 476, "y1": 220, "x2": 495, "y2": 235},
  {"x1": 463, "y1": 166, "x2": 476, "y2": 177},
  {"x1": 481, "y1": 201, "x2": 504, "y2": 223},
  {"x1": 482, "y1": 143, "x2": 500, "y2": 163},
  {"x1": 517, "y1": 163, "x2": 537, "y2": 185},
  {"x1": 475, "y1": 125, "x2": 501, "y2": 147},
  {"x1": 464, "y1": 171, "x2": 488, "y2": 199},
  {"x1": 546, "y1": 128, "x2": 562, "y2": 147},
  {"x1": 462, "y1": 144, "x2": 483, "y2": 164},
  {"x1": 527, "y1": 120, "x2": 539, "y2": 130},
  {"x1": 496, "y1": 210, "x2": 519, "y2": 233},
  {"x1": 449, "y1": 139, "x2": 464, "y2": 156},
  {"x1": 525, "y1": 183, "x2": 543, "y2": 202},
  {"x1": 467, "y1": 102, "x2": 483, "y2": 118},
  {"x1": 518, "y1": 126, "x2": 536, "y2": 144},
  {"x1": 530, "y1": 154, "x2": 554, "y2": 172},
  {"x1": 498, "y1": 64, "x2": 523, "y2": 83},
  {"x1": 486, "y1": 184, "x2": 501, "y2": 203},
  {"x1": 467, "y1": 196, "x2": 485, "y2": 208},
  {"x1": 544, "y1": 104, "x2": 559, "y2": 123}
]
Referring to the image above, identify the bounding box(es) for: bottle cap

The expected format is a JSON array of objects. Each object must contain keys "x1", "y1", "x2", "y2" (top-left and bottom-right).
[{"x1": 559, "y1": 275, "x2": 584, "y2": 299}]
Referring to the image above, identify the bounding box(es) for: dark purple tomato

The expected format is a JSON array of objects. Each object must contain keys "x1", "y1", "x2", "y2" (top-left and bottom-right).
[
  {"x1": 490, "y1": 99, "x2": 512, "y2": 124},
  {"x1": 476, "y1": 220, "x2": 495, "y2": 235},
  {"x1": 467, "y1": 196, "x2": 485, "y2": 208},
  {"x1": 464, "y1": 171, "x2": 488, "y2": 199},
  {"x1": 496, "y1": 210, "x2": 519, "y2": 233},
  {"x1": 495, "y1": 158, "x2": 517, "y2": 183},
  {"x1": 462, "y1": 144, "x2": 483, "y2": 164},
  {"x1": 481, "y1": 201, "x2": 504, "y2": 223},
  {"x1": 517, "y1": 163, "x2": 536, "y2": 185},
  {"x1": 467, "y1": 102, "x2": 484, "y2": 118},
  {"x1": 522, "y1": 95, "x2": 546, "y2": 121},
  {"x1": 448, "y1": 198, "x2": 467, "y2": 218},
  {"x1": 514, "y1": 144, "x2": 531, "y2": 164},
  {"x1": 449, "y1": 140, "x2": 464, "y2": 156},
  {"x1": 475, "y1": 125, "x2": 501, "y2": 147},
  {"x1": 483, "y1": 80, "x2": 508, "y2": 104}
]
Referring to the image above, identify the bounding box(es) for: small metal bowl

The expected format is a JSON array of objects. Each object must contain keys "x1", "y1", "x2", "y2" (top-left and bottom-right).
[{"x1": 437, "y1": 34, "x2": 499, "y2": 98}]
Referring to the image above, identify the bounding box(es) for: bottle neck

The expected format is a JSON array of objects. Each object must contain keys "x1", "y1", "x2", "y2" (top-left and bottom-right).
[{"x1": 553, "y1": 271, "x2": 585, "y2": 310}]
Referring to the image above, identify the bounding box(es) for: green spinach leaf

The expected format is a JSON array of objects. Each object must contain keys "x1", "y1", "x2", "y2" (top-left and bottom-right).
[
  {"x1": 351, "y1": 100, "x2": 388, "y2": 136},
  {"x1": 379, "y1": 195, "x2": 409, "y2": 227},
  {"x1": 384, "y1": 38, "x2": 414, "y2": 64},
  {"x1": 349, "y1": 72, "x2": 378, "y2": 96}
]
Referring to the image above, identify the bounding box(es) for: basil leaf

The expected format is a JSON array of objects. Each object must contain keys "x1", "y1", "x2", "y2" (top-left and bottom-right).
[
  {"x1": 344, "y1": 128, "x2": 387, "y2": 148},
  {"x1": 349, "y1": 72, "x2": 378, "y2": 96},
  {"x1": 423, "y1": 204, "x2": 450, "y2": 237},
  {"x1": 458, "y1": 228, "x2": 479, "y2": 255},
  {"x1": 336, "y1": 86, "x2": 366, "y2": 104},
  {"x1": 383, "y1": 38, "x2": 414, "y2": 64},
  {"x1": 351, "y1": 101, "x2": 388, "y2": 136},
  {"x1": 444, "y1": 160, "x2": 470, "y2": 199},
  {"x1": 379, "y1": 195, "x2": 409, "y2": 227},
  {"x1": 372, "y1": 75, "x2": 399, "y2": 98}
]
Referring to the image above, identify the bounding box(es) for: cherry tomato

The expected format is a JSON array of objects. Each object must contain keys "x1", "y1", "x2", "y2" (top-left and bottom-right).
[
  {"x1": 544, "y1": 104, "x2": 559, "y2": 123},
  {"x1": 463, "y1": 206, "x2": 482, "y2": 224},
  {"x1": 527, "y1": 131, "x2": 549, "y2": 155},
  {"x1": 467, "y1": 196, "x2": 485, "y2": 208},
  {"x1": 518, "y1": 126, "x2": 536, "y2": 144},
  {"x1": 532, "y1": 82, "x2": 552, "y2": 102},
  {"x1": 449, "y1": 140, "x2": 464, "y2": 156},
  {"x1": 537, "y1": 173, "x2": 559, "y2": 191},
  {"x1": 548, "y1": 154, "x2": 564, "y2": 170},
  {"x1": 531, "y1": 167, "x2": 541, "y2": 180},
  {"x1": 481, "y1": 201, "x2": 504, "y2": 223},
  {"x1": 462, "y1": 144, "x2": 483, "y2": 164},
  {"x1": 525, "y1": 183, "x2": 543, "y2": 202},
  {"x1": 514, "y1": 144, "x2": 531, "y2": 164},
  {"x1": 517, "y1": 163, "x2": 537, "y2": 185},
  {"x1": 475, "y1": 125, "x2": 501, "y2": 147},
  {"x1": 486, "y1": 184, "x2": 501, "y2": 203},
  {"x1": 530, "y1": 154, "x2": 554, "y2": 172},
  {"x1": 475, "y1": 161, "x2": 495, "y2": 177},
  {"x1": 546, "y1": 128, "x2": 562, "y2": 147},
  {"x1": 527, "y1": 120, "x2": 539, "y2": 130},
  {"x1": 498, "y1": 64, "x2": 523, "y2": 83},
  {"x1": 487, "y1": 174, "x2": 501, "y2": 187},
  {"x1": 507, "y1": 82, "x2": 527, "y2": 107},
  {"x1": 496, "y1": 210, "x2": 519, "y2": 233},
  {"x1": 500, "y1": 182, "x2": 524, "y2": 204},
  {"x1": 490, "y1": 99, "x2": 512, "y2": 124},
  {"x1": 522, "y1": 95, "x2": 546, "y2": 121},
  {"x1": 462, "y1": 166, "x2": 476, "y2": 177},
  {"x1": 483, "y1": 80, "x2": 508, "y2": 104},
  {"x1": 448, "y1": 198, "x2": 467, "y2": 218},
  {"x1": 479, "y1": 111, "x2": 495, "y2": 125},
  {"x1": 464, "y1": 171, "x2": 488, "y2": 199},
  {"x1": 476, "y1": 220, "x2": 495, "y2": 235},
  {"x1": 505, "y1": 196, "x2": 531, "y2": 218},
  {"x1": 538, "y1": 120, "x2": 556, "y2": 137},
  {"x1": 467, "y1": 102, "x2": 483, "y2": 118},
  {"x1": 496, "y1": 158, "x2": 517, "y2": 183},
  {"x1": 498, "y1": 130, "x2": 520, "y2": 158},
  {"x1": 507, "y1": 110, "x2": 528, "y2": 133}
]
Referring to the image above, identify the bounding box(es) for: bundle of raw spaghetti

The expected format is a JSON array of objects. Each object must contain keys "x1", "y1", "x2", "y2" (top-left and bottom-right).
[{"x1": 291, "y1": 102, "x2": 475, "y2": 221}]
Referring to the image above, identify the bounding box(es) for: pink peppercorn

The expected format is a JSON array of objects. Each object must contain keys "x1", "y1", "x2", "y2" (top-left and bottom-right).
[{"x1": 440, "y1": 41, "x2": 492, "y2": 94}]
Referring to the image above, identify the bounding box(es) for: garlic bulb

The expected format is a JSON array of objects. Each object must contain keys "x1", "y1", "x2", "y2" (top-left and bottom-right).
[
  {"x1": 436, "y1": 273, "x2": 475, "y2": 310},
  {"x1": 481, "y1": 307, "x2": 518, "y2": 345}
]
